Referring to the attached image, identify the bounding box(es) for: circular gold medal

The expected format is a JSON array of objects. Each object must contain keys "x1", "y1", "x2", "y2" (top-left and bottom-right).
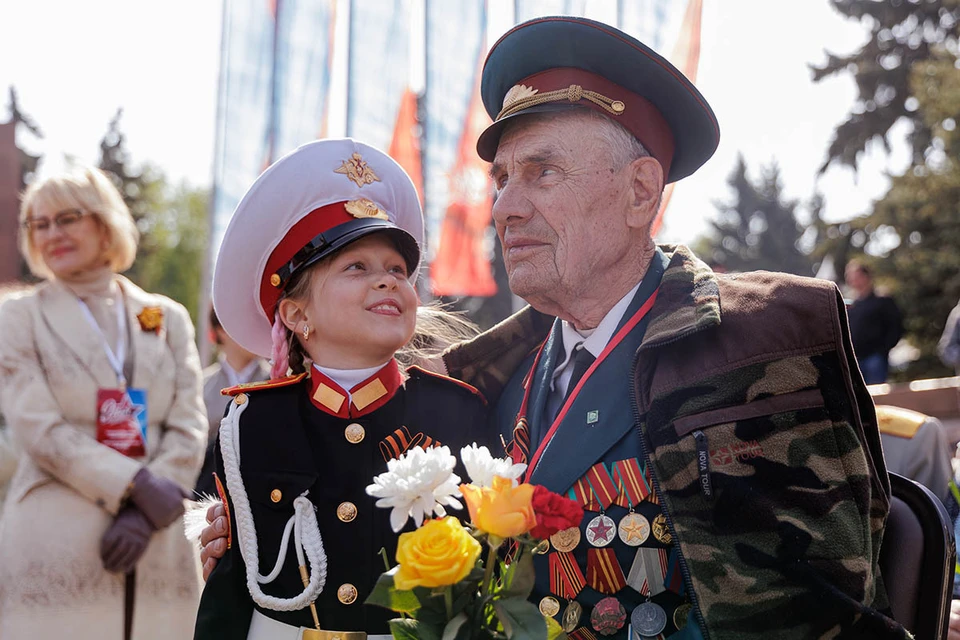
[
  {"x1": 673, "y1": 602, "x2": 692, "y2": 629},
  {"x1": 651, "y1": 513, "x2": 673, "y2": 545},
  {"x1": 549, "y1": 526, "x2": 581, "y2": 552},
  {"x1": 562, "y1": 601, "x2": 583, "y2": 632},
  {"x1": 617, "y1": 512, "x2": 650, "y2": 546},
  {"x1": 539, "y1": 596, "x2": 561, "y2": 617}
]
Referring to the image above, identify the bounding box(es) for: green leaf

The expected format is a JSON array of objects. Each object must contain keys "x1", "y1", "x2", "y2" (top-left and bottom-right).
[
  {"x1": 442, "y1": 612, "x2": 469, "y2": 640},
  {"x1": 364, "y1": 567, "x2": 421, "y2": 613},
  {"x1": 501, "y1": 551, "x2": 535, "y2": 600},
  {"x1": 494, "y1": 598, "x2": 548, "y2": 640},
  {"x1": 545, "y1": 616, "x2": 567, "y2": 640},
  {"x1": 389, "y1": 619, "x2": 422, "y2": 640}
]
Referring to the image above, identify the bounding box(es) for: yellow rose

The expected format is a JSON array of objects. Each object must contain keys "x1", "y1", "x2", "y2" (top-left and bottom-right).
[
  {"x1": 394, "y1": 516, "x2": 482, "y2": 590},
  {"x1": 459, "y1": 476, "x2": 536, "y2": 541}
]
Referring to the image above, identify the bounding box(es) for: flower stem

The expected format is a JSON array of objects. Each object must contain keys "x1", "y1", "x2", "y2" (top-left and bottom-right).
[
  {"x1": 444, "y1": 587, "x2": 453, "y2": 619},
  {"x1": 480, "y1": 544, "x2": 498, "y2": 598}
]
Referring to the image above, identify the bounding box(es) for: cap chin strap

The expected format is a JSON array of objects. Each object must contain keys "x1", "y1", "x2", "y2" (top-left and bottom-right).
[{"x1": 219, "y1": 399, "x2": 328, "y2": 611}]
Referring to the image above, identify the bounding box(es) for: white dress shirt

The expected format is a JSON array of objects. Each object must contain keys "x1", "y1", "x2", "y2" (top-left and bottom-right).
[{"x1": 546, "y1": 281, "x2": 641, "y2": 420}]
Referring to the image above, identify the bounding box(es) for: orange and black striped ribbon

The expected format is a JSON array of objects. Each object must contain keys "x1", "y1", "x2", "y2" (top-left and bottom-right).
[
  {"x1": 511, "y1": 418, "x2": 530, "y2": 465},
  {"x1": 569, "y1": 628, "x2": 597, "y2": 640},
  {"x1": 585, "y1": 463, "x2": 618, "y2": 510},
  {"x1": 379, "y1": 426, "x2": 423, "y2": 462},
  {"x1": 586, "y1": 548, "x2": 627, "y2": 595},
  {"x1": 549, "y1": 551, "x2": 586, "y2": 599},
  {"x1": 644, "y1": 465, "x2": 659, "y2": 505},
  {"x1": 612, "y1": 458, "x2": 650, "y2": 508}
]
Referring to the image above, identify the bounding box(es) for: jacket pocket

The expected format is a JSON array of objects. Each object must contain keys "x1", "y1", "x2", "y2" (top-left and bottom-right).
[
  {"x1": 243, "y1": 469, "x2": 317, "y2": 512},
  {"x1": 666, "y1": 388, "x2": 869, "y2": 561}
]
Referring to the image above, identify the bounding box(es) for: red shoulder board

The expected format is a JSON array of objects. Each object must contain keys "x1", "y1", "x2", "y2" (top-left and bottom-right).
[
  {"x1": 406, "y1": 366, "x2": 487, "y2": 405},
  {"x1": 221, "y1": 372, "x2": 308, "y2": 396}
]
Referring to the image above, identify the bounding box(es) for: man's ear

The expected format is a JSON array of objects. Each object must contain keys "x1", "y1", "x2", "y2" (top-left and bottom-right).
[
  {"x1": 626, "y1": 156, "x2": 664, "y2": 231},
  {"x1": 277, "y1": 298, "x2": 305, "y2": 334}
]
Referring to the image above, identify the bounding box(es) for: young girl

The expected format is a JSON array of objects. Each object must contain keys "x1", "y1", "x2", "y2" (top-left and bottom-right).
[{"x1": 194, "y1": 140, "x2": 493, "y2": 640}]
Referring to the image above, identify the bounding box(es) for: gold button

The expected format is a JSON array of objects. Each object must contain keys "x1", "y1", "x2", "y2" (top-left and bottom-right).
[
  {"x1": 611, "y1": 100, "x2": 625, "y2": 113},
  {"x1": 270, "y1": 489, "x2": 282, "y2": 503},
  {"x1": 344, "y1": 423, "x2": 365, "y2": 444},
  {"x1": 234, "y1": 393, "x2": 248, "y2": 405},
  {"x1": 337, "y1": 583, "x2": 358, "y2": 605},
  {"x1": 270, "y1": 273, "x2": 281, "y2": 287},
  {"x1": 337, "y1": 501, "x2": 357, "y2": 522}
]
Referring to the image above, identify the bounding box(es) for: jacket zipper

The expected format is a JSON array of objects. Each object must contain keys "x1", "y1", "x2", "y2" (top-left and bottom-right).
[{"x1": 631, "y1": 326, "x2": 711, "y2": 639}]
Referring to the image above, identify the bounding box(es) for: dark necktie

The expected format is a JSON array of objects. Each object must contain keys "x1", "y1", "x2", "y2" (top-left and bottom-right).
[{"x1": 563, "y1": 345, "x2": 596, "y2": 403}]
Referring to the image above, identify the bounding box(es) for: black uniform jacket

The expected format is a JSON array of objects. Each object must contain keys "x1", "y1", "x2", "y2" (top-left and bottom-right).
[{"x1": 194, "y1": 364, "x2": 492, "y2": 639}]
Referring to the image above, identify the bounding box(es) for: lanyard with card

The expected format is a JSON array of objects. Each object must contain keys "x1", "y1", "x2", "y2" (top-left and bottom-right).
[{"x1": 78, "y1": 293, "x2": 149, "y2": 458}]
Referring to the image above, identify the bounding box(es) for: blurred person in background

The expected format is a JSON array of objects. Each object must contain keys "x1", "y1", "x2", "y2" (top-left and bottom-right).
[
  {"x1": 0, "y1": 282, "x2": 34, "y2": 514},
  {"x1": 845, "y1": 259, "x2": 903, "y2": 384},
  {"x1": 195, "y1": 306, "x2": 268, "y2": 497},
  {"x1": 939, "y1": 297, "x2": 960, "y2": 375},
  {"x1": 0, "y1": 166, "x2": 207, "y2": 639},
  {"x1": 875, "y1": 405, "x2": 953, "y2": 505}
]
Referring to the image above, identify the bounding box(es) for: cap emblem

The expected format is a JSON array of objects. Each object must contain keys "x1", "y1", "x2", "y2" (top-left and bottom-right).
[
  {"x1": 497, "y1": 83, "x2": 625, "y2": 121},
  {"x1": 345, "y1": 198, "x2": 388, "y2": 220},
  {"x1": 335, "y1": 153, "x2": 381, "y2": 188},
  {"x1": 502, "y1": 84, "x2": 539, "y2": 110}
]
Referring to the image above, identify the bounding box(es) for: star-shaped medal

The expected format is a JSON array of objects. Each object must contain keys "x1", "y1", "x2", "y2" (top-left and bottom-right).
[{"x1": 585, "y1": 514, "x2": 616, "y2": 547}]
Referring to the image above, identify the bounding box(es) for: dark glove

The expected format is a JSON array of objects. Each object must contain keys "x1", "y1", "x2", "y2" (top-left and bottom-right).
[
  {"x1": 128, "y1": 467, "x2": 188, "y2": 529},
  {"x1": 100, "y1": 506, "x2": 155, "y2": 574}
]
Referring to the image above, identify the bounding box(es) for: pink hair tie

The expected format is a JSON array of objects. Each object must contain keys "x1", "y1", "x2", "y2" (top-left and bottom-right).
[{"x1": 269, "y1": 311, "x2": 290, "y2": 379}]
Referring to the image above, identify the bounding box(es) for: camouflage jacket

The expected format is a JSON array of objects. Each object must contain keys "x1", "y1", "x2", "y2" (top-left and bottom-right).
[{"x1": 445, "y1": 244, "x2": 908, "y2": 640}]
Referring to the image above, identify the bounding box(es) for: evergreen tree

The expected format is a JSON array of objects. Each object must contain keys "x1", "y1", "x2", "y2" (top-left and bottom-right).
[
  {"x1": 693, "y1": 155, "x2": 814, "y2": 276},
  {"x1": 815, "y1": 0, "x2": 960, "y2": 379},
  {"x1": 810, "y1": 0, "x2": 960, "y2": 172}
]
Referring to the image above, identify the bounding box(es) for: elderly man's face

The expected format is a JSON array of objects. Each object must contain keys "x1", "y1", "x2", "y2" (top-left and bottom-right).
[{"x1": 489, "y1": 112, "x2": 640, "y2": 308}]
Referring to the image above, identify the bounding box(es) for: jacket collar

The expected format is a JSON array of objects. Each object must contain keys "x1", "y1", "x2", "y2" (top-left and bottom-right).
[
  {"x1": 308, "y1": 359, "x2": 402, "y2": 418},
  {"x1": 639, "y1": 244, "x2": 721, "y2": 349}
]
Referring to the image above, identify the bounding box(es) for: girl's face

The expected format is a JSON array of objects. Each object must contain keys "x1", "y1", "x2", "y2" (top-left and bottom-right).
[{"x1": 298, "y1": 234, "x2": 417, "y2": 369}]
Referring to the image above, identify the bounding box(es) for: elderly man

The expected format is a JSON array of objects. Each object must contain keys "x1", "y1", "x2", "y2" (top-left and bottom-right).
[{"x1": 200, "y1": 17, "x2": 906, "y2": 640}]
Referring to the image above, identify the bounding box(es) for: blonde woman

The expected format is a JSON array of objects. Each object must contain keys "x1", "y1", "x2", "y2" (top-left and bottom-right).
[{"x1": 0, "y1": 166, "x2": 207, "y2": 639}]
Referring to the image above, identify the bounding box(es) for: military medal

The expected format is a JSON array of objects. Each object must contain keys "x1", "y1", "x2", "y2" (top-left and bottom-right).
[
  {"x1": 631, "y1": 601, "x2": 667, "y2": 637},
  {"x1": 533, "y1": 539, "x2": 551, "y2": 555},
  {"x1": 550, "y1": 526, "x2": 581, "y2": 552},
  {"x1": 562, "y1": 600, "x2": 583, "y2": 632},
  {"x1": 590, "y1": 597, "x2": 626, "y2": 636},
  {"x1": 651, "y1": 514, "x2": 672, "y2": 545},
  {"x1": 673, "y1": 602, "x2": 692, "y2": 630},
  {"x1": 585, "y1": 514, "x2": 616, "y2": 547},
  {"x1": 539, "y1": 596, "x2": 561, "y2": 617},
  {"x1": 617, "y1": 512, "x2": 650, "y2": 546}
]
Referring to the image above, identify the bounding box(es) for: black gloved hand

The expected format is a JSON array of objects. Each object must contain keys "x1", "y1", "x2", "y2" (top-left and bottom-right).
[
  {"x1": 128, "y1": 467, "x2": 188, "y2": 529},
  {"x1": 100, "y1": 506, "x2": 155, "y2": 574}
]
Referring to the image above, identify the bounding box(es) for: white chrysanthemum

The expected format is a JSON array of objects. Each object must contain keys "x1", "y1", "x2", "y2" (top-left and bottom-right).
[
  {"x1": 366, "y1": 445, "x2": 463, "y2": 532},
  {"x1": 460, "y1": 444, "x2": 527, "y2": 488}
]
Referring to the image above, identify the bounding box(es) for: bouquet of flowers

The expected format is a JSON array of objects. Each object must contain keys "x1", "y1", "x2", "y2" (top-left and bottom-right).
[{"x1": 364, "y1": 444, "x2": 584, "y2": 640}]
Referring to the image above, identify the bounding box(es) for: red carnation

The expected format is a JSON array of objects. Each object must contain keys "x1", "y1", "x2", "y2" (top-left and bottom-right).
[{"x1": 529, "y1": 485, "x2": 584, "y2": 540}]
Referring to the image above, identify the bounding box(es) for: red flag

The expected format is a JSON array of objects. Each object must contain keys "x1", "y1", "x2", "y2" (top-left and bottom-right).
[
  {"x1": 651, "y1": 0, "x2": 703, "y2": 238},
  {"x1": 430, "y1": 59, "x2": 497, "y2": 297},
  {"x1": 388, "y1": 87, "x2": 424, "y2": 206}
]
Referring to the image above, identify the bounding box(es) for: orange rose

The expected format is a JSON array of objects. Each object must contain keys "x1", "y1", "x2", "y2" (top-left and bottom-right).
[
  {"x1": 394, "y1": 516, "x2": 481, "y2": 590},
  {"x1": 459, "y1": 476, "x2": 536, "y2": 542}
]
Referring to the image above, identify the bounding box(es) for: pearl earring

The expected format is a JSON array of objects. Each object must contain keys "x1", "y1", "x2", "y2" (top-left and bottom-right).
[{"x1": 302, "y1": 325, "x2": 311, "y2": 340}]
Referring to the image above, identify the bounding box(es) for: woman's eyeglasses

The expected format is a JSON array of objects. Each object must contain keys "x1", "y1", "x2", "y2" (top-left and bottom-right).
[{"x1": 23, "y1": 209, "x2": 88, "y2": 233}]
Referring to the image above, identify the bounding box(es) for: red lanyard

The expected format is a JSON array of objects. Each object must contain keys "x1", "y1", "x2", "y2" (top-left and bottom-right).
[{"x1": 520, "y1": 287, "x2": 660, "y2": 481}]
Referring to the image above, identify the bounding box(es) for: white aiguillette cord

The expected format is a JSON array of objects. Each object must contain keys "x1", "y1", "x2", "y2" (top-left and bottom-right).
[
  {"x1": 76, "y1": 290, "x2": 129, "y2": 388},
  {"x1": 219, "y1": 398, "x2": 328, "y2": 612}
]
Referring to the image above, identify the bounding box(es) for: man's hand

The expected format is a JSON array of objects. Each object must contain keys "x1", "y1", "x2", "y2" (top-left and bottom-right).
[
  {"x1": 949, "y1": 599, "x2": 960, "y2": 640},
  {"x1": 199, "y1": 501, "x2": 229, "y2": 581}
]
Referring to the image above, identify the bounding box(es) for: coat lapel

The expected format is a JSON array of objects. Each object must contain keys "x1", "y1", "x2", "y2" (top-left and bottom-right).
[
  {"x1": 38, "y1": 281, "x2": 117, "y2": 387},
  {"x1": 529, "y1": 250, "x2": 668, "y2": 494},
  {"x1": 118, "y1": 277, "x2": 167, "y2": 389},
  {"x1": 526, "y1": 322, "x2": 563, "y2": 450}
]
